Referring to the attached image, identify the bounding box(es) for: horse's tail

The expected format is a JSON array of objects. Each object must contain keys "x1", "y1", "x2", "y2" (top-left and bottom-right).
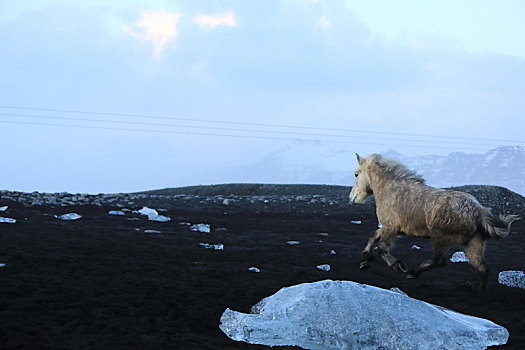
[{"x1": 479, "y1": 207, "x2": 520, "y2": 239}]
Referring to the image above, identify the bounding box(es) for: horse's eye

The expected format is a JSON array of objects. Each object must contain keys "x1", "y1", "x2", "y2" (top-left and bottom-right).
[{"x1": 355, "y1": 173, "x2": 358, "y2": 178}]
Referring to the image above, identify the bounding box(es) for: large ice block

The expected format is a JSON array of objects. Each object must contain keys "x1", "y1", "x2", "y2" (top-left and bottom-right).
[{"x1": 220, "y1": 280, "x2": 508, "y2": 349}]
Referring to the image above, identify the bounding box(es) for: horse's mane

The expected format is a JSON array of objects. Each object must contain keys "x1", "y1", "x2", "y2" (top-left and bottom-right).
[{"x1": 367, "y1": 154, "x2": 426, "y2": 184}]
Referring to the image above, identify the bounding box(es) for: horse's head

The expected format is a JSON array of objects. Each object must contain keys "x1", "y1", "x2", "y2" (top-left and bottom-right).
[{"x1": 349, "y1": 153, "x2": 373, "y2": 204}]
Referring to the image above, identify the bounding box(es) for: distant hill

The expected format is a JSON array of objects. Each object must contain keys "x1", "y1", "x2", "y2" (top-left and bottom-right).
[
  {"x1": 141, "y1": 183, "x2": 524, "y2": 214},
  {"x1": 177, "y1": 142, "x2": 525, "y2": 196}
]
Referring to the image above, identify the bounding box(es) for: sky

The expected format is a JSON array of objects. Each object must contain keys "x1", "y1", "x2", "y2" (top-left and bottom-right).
[{"x1": 1, "y1": 0, "x2": 525, "y2": 193}]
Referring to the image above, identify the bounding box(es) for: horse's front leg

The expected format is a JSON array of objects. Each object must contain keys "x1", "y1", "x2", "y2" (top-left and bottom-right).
[
  {"x1": 377, "y1": 231, "x2": 408, "y2": 273},
  {"x1": 360, "y1": 229, "x2": 382, "y2": 270}
]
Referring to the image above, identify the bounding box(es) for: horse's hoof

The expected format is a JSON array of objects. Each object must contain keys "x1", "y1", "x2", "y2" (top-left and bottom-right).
[
  {"x1": 359, "y1": 261, "x2": 370, "y2": 270},
  {"x1": 396, "y1": 261, "x2": 408, "y2": 273}
]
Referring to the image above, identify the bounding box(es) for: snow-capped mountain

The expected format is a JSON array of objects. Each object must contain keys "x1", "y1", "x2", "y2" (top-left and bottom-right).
[
  {"x1": 396, "y1": 146, "x2": 525, "y2": 195},
  {"x1": 180, "y1": 142, "x2": 525, "y2": 196}
]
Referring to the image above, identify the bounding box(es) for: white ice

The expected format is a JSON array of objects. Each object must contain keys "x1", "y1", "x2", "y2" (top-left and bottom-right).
[
  {"x1": 350, "y1": 220, "x2": 361, "y2": 224},
  {"x1": 137, "y1": 206, "x2": 170, "y2": 222},
  {"x1": 450, "y1": 251, "x2": 469, "y2": 263},
  {"x1": 411, "y1": 245, "x2": 421, "y2": 250},
  {"x1": 0, "y1": 217, "x2": 16, "y2": 223},
  {"x1": 220, "y1": 280, "x2": 508, "y2": 349},
  {"x1": 109, "y1": 210, "x2": 126, "y2": 216},
  {"x1": 55, "y1": 213, "x2": 82, "y2": 221},
  {"x1": 498, "y1": 270, "x2": 525, "y2": 289},
  {"x1": 0, "y1": 263, "x2": 5, "y2": 268},
  {"x1": 199, "y1": 242, "x2": 224, "y2": 250},
  {"x1": 0, "y1": 206, "x2": 7, "y2": 212},
  {"x1": 249, "y1": 267, "x2": 261, "y2": 273},
  {"x1": 286, "y1": 241, "x2": 301, "y2": 245},
  {"x1": 316, "y1": 264, "x2": 330, "y2": 271},
  {"x1": 191, "y1": 224, "x2": 211, "y2": 233}
]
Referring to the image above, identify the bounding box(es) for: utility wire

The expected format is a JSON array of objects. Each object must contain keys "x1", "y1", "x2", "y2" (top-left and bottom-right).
[
  {"x1": 0, "y1": 119, "x2": 493, "y2": 152},
  {"x1": 0, "y1": 104, "x2": 522, "y2": 145},
  {"x1": 0, "y1": 112, "x2": 516, "y2": 148}
]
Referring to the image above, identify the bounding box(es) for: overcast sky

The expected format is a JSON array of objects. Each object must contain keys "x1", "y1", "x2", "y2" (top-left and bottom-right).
[{"x1": 1, "y1": 0, "x2": 524, "y2": 193}]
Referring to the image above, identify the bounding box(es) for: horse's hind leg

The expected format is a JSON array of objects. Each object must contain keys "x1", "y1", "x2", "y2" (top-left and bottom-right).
[
  {"x1": 360, "y1": 229, "x2": 382, "y2": 270},
  {"x1": 406, "y1": 249, "x2": 447, "y2": 279},
  {"x1": 463, "y1": 233, "x2": 489, "y2": 293},
  {"x1": 377, "y1": 231, "x2": 408, "y2": 273}
]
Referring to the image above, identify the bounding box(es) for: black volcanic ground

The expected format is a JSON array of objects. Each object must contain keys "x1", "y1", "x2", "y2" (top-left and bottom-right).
[{"x1": 0, "y1": 184, "x2": 524, "y2": 349}]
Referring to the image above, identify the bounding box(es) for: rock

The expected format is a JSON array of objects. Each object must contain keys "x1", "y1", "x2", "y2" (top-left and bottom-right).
[
  {"x1": 498, "y1": 270, "x2": 525, "y2": 289},
  {"x1": 222, "y1": 199, "x2": 234, "y2": 205},
  {"x1": 220, "y1": 280, "x2": 509, "y2": 349}
]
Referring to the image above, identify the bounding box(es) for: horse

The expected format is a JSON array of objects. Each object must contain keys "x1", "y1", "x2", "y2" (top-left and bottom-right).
[{"x1": 349, "y1": 153, "x2": 520, "y2": 293}]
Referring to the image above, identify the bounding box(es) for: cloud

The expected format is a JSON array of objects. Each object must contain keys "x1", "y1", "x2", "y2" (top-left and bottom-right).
[
  {"x1": 315, "y1": 15, "x2": 331, "y2": 30},
  {"x1": 124, "y1": 9, "x2": 182, "y2": 58},
  {"x1": 193, "y1": 10, "x2": 236, "y2": 30}
]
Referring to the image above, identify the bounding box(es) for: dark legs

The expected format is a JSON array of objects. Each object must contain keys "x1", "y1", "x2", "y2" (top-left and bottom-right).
[
  {"x1": 406, "y1": 250, "x2": 447, "y2": 279},
  {"x1": 360, "y1": 228, "x2": 407, "y2": 273},
  {"x1": 463, "y1": 233, "x2": 489, "y2": 293},
  {"x1": 360, "y1": 229, "x2": 381, "y2": 270}
]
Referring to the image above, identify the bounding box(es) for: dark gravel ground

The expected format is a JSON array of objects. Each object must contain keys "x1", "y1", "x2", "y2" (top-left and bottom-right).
[{"x1": 0, "y1": 184, "x2": 524, "y2": 349}]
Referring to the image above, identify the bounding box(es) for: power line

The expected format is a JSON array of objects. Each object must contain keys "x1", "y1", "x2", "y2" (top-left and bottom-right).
[
  {"x1": 0, "y1": 119, "x2": 492, "y2": 152},
  {"x1": 0, "y1": 104, "x2": 522, "y2": 145},
  {"x1": 0, "y1": 112, "x2": 516, "y2": 148}
]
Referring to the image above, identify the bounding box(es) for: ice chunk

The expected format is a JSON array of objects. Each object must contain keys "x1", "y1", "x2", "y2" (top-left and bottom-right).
[
  {"x1": 411, "y1": 245, "x2": 421, "y2": 250},
  {"x1": 0, "y1": 217, "x2": 16, "y2": 223},
  {"x1": 109, "y1": 210, "x2": 126, "y2": 216},
  {"x1": 148, "y1": 214, "x2": 170, "y2": 222},
  {"x1": 220, "y1": 280, "x2": 508, "y2": 349},
  {"x1": 137, "y1": 206, "x2": 171, "y2": 222},
  {"x1": 0, "y1": 263, "x2": 5, "y2": 268},
  {"x1": 286, "y1": 241, "x2": 301, "y2": 245},
  {"x1": 191, "y1": 224, "x2": 211, "y2": 233},
  {"x1": 144, "y1": 229, "x2": 162, "y2": 234},
  {"x1": 498, "y1": 270, "x2": 525, "y2": 289},
  {"x1": 350, "y1": 220, "x2": 361, "y2": 224},
  {"x1": 249, "y1": 267, "x2": 261, "y2": 273},
  {"x1": 138, "y1": 206, "x2": 157, "y2": 216},
  {"x1": 450, "y1": 251, "x2": 469, "y2": 263},
  {"x1": 316, "y1": 264, "x2": 330, "y2": 271},
  {"x1": 330, "y1": 250, "x2": 336, "y2": 255},
  {"x1": 199, "y1": 243, "x2": 223, "y2": 250},
  {"x1": 55, "y1": 213, "x2": 82, "y2": 221},
  {"x1": 0, "y1": 206, "x2": 7, "y2": 212}
]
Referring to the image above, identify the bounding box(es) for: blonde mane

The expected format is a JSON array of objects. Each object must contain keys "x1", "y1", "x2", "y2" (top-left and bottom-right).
[{"x1": 367, "y1": 154, "x2": 425, "y2": 184}]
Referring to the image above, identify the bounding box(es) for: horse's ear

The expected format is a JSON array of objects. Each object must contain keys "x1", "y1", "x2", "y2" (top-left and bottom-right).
[{"x1": 356, "y1": 153, "x2": 362, "y2": 165}]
